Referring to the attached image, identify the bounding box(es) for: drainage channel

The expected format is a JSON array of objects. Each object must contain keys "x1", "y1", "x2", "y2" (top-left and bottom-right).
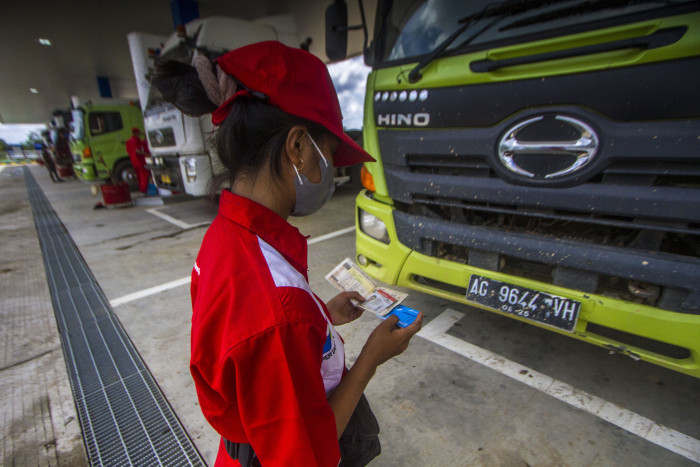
[{"x1": 25, "y1": 168, "x2": 206, "y2": 466}]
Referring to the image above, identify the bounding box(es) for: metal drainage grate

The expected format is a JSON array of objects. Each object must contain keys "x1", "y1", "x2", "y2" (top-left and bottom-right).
[{"x1": 25, "y1": 168, "x2": 206, "y2": 466}]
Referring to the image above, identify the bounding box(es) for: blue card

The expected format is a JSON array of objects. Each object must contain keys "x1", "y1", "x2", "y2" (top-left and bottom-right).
[{"x1": 380, "y1": 305, "x2": 420, "y2": 328}]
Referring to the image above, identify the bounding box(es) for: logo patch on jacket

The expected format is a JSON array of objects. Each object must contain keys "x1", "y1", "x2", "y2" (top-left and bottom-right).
[{"x1": 322, "y1": 324, "x2": 336, "y2": 360}]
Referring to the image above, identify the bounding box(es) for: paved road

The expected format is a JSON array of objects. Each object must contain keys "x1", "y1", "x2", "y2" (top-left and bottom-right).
[{"x1": 3, "y1": 164, "x2": 699, "y2": 466}]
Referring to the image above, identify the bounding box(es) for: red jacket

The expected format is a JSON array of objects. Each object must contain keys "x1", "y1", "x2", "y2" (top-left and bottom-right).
[
  {"x1": 191, "y1": 191, "x2": 344, "y2": 466},
  {"x1": 125, "y1": 135, "x2": 149, "y2": 169}
]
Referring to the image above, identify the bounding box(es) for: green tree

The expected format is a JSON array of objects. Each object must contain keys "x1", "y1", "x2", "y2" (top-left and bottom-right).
[
  {"x1": 0, "y1": 138, "x2": 8, "y2": 158},
  {"x1": 22, "y1": 131, "x2": 44, "y2": 150}
]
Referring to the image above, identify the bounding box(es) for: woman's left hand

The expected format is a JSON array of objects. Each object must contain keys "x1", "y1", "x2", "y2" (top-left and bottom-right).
[{"x1": 326, "y1": 291, "x2": 365, "y2": 325}]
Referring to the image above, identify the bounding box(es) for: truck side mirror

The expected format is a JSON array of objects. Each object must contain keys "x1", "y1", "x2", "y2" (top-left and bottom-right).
[{"x1": 326, "y1": 0, "x2": 349, "y2": 61}]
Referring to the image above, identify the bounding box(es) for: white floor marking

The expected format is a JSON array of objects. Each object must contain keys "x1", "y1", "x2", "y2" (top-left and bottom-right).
[
  {"x1": 307, "y1": 226, "x2": 355, "y2": 245},
  {"x1": 110, "y1": 226, "x2": 356, "y2": 307},
  {"x1": 110, "y1": 276, "x2": 191, "y2": 307},
  {"x1": 145, "y1": 208, "x2": 210, "y2": 229},
  {"x1": 418, "y1": 309, "x2": 700, "y2": 463}
]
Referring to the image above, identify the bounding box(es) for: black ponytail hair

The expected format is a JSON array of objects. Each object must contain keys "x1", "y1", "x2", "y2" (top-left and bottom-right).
[
  {"x1": 150, "y1": 60, "x2": 217, "y2": 117},
  {"x1": 150, "y1": 59, "x2": 329, "y2": 195}
]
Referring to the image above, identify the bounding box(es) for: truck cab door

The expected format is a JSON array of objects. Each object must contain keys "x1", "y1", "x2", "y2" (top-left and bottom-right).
[{"x1": 87, "y1": 111, "x2": 127, "y2": 177}]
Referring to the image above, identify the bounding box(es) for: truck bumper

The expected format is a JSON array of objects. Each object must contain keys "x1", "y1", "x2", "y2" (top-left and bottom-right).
[
  {"x1": 72, "y1": 162, "x2": 98, "y2": 182},
  {"x1": 148, "y1": 154, "x2": 212, "y2": 197},
  {"x1": 148, "y1": 157, "x2": 183, "y2": 193},
  {"x1": 355, "y1": 190, "x2": 700, "y2": 378}
]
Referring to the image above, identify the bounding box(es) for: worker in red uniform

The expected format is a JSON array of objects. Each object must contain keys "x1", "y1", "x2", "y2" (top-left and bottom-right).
[
  {"x1": 125, "y1": 127, "x2": 150, "y2": 193},
  {"x1": 151, "y1": 42, "x2": 423, "y2": 467}
]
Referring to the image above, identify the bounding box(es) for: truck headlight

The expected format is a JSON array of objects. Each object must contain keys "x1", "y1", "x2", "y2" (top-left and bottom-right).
[
  {"x1": 185, "y1": 158, "x2": 197, "y2": 182},
  {"x1": 359, "y1": 209, "x2": 389, "y2": 244}
]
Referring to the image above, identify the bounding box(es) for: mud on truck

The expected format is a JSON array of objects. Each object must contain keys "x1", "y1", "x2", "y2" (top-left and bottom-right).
[{"x1": 328, "y1": 0, "x2": 700, "y2": 377}]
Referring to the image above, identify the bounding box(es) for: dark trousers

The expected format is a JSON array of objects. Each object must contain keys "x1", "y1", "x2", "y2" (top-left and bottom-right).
[{"x1": 225, "y1": 394, "x2": 380, "y2": 467}]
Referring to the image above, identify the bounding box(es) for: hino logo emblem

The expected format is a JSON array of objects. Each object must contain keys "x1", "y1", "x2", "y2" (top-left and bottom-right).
[
  {"x1": 376, "y1": 113, "x2": 430, "y2": 127},
  {"x1": 498, "y1": 115, "x2": 599, "y2": 179}
]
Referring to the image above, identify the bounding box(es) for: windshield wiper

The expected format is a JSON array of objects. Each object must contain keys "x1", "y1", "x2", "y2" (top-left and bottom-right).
[{"x1": 407, "y1": 0, "x2": 574, "y2": 83}]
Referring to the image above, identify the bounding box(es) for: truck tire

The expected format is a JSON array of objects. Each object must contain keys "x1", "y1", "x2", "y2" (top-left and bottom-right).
[{"x1": 113, "y1": 160, "x2": 138, "y2": 190}]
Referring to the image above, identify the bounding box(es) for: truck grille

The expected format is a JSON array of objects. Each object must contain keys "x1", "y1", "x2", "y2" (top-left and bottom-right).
[
  {"x1": 379, "y1": 119, "x2": 700, "y2": 314},
  {"x1": 407, "y1": 156, "x2": 700, "y2": 189},
  {"x1": 148, "y1": 127, "x2": 176, "y2": 148}
]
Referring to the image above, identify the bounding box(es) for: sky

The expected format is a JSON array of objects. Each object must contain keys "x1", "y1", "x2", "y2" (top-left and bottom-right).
[
  {"x1": 0, "y1": 123, "x2": 46, "y2": 145},
  {"x1": 327, "y1": 55, "x2": 371, "y2": 131},
  {"x1": 0, "y1": 56, "x2": 370, "y2": 144}
]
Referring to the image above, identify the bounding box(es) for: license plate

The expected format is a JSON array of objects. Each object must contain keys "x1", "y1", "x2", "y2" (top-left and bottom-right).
[
  {"x1": 161, "y1": 174, "x2": 171, "y2": 184},
  {"x1": 466, "y1": 275, "x2": 581, "y2": 332}
]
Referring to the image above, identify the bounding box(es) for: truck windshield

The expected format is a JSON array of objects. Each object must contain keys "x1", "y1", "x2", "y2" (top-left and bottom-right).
[
  {"x1": 375, "y1": 0, "x2": 696, "y2": 65},
  {"x1": 70, "y1": 109, "x2": 85, "y2": 141}
]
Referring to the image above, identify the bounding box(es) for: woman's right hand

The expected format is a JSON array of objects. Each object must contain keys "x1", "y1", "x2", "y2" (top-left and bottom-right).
[
  {"x1": 329, "y1": 312, "x2": 423, "y2": 438},
  {"x1": 359, "y1": 312, "x2": 423, "y2": 368}
]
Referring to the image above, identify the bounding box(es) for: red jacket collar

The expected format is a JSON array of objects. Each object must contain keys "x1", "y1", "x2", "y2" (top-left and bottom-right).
[{"x1": 218, "y1": 190, "x2": 309, "y2": 279}]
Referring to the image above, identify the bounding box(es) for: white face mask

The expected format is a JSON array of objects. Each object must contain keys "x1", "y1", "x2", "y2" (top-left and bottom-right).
[{"x1": 290, "y1": 134, "x2": 335, "y2": 217}]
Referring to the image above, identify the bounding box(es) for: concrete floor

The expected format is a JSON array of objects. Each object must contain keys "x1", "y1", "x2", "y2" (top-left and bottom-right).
[{"x1": 2, "y1": 164, "x2": 699, "y2": 466}]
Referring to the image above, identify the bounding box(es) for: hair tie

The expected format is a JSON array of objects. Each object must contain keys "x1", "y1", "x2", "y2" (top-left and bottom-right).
[
  {"x1": 192, "y1": 54, "x2": 238, "y2": 107},
  {"x1": 211, "y1": 89, "x2": 252, "y2": 126}
]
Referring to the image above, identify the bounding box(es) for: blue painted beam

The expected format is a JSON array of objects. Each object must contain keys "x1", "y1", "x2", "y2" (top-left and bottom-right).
[
  {"x1": 171, "y1": 0, "x2": 199, "y2": 28},
  {"x1": 97, "y1": 76, "x2": 112, "y2": 98}
]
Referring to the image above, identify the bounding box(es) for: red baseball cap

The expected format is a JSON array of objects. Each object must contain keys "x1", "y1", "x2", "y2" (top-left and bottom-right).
[{"x1": 213, "y1": 41, "x2": 374, "y2": 167}]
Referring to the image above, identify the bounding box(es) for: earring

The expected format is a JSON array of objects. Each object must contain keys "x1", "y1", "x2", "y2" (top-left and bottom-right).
[{"x1": 293, "y1": 158, "x2": 304, "y2": 184}]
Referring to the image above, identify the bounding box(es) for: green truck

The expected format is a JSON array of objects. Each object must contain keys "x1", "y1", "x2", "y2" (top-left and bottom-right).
[
  {"x1": 70, "y1": 100, "x2": 144, "y2": 186},
  {"x1": 329, "y1": 0, "x2": 700, "y2": 377}
]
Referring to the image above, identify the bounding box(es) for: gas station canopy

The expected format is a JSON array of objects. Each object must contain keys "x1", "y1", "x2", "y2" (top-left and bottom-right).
[{"x1": 0, "y1": 0, "x2": 372, "y2": 124}]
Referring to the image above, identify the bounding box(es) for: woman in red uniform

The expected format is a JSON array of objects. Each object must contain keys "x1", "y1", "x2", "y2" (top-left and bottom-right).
[{"x1": 151, "y1": 41, "x2": 423, "y2": 467}]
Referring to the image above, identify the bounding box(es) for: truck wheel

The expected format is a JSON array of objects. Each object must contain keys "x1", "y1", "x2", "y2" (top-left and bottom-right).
[{"x1": 113, "y1": 160, "x2": 138, "y2": 190}]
